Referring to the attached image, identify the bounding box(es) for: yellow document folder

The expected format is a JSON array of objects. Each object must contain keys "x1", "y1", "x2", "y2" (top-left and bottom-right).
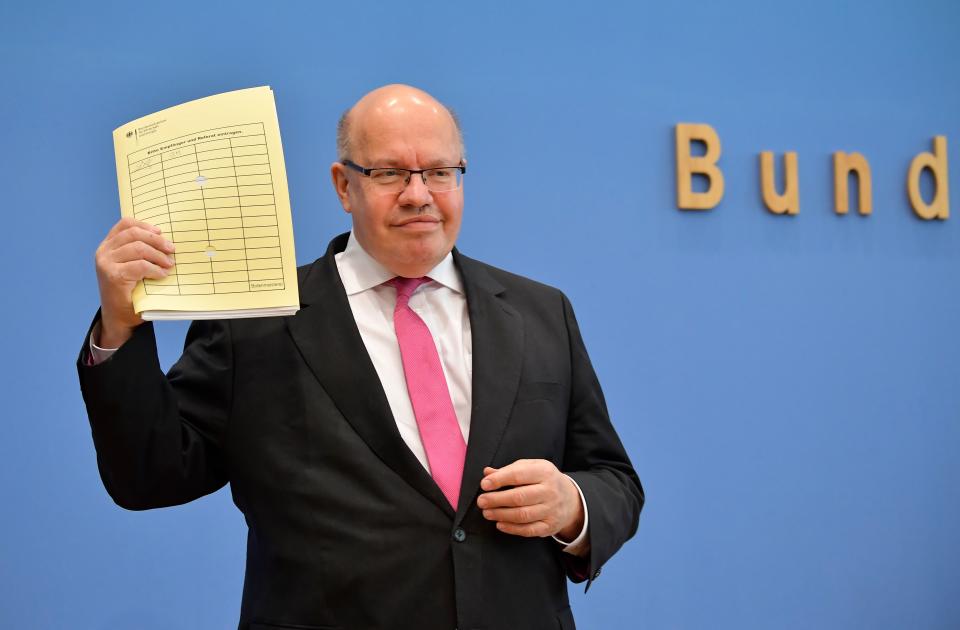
[{"x1": 113, "y1": 86, "x2": 299, "y2": 320}]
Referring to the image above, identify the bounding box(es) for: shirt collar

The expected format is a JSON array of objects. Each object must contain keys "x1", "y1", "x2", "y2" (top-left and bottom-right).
[{"x1": 337, "y1": 231, "x2": 463, "y2": 296}]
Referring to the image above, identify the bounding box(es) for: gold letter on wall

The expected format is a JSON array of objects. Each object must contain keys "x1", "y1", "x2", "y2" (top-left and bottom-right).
[
  {"x1": 833, "y1": 152, "x2": 872, "y2": 216},
  {"x1": 907, "y1": 136, "x2": 950, "y2": 220},
  {"x1": 675, "y1": 123, "x2": 724, "y2": 210},
  {"x1": 760, "y1": 151, "x2": 799, "y2": 215}
]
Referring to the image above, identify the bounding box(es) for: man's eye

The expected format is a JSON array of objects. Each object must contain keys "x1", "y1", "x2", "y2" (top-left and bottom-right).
[
  {"x1": 430, "y1": 169, "x2": 452, "y2": 178},
  {"x1": 373, "y1": 169, "x2": 401, "y2": 179}
]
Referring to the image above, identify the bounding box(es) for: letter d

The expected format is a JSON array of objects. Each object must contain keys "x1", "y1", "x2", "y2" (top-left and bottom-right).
[{"x1": 907, "y1": 136, "x2": 949, "y2": 220}]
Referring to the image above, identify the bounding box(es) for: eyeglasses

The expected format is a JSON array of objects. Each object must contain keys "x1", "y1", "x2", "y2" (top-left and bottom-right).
[{"x1": 342, "y1": 160, "x2": 466, "y2": 193}]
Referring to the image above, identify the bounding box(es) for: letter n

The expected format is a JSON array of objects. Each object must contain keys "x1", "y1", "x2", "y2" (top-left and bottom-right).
[{"x1": 834, "y1": 152, "x2": 872, "y2": 216}]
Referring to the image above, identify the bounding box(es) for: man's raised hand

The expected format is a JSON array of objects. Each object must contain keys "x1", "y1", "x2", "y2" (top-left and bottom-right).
[{"x1": 94, "y1": 217, "x2": 175, "y2": 348}]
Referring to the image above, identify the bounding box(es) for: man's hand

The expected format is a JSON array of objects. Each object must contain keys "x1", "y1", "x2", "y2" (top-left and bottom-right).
[
  {"x1": 477, "y1": 459, "x2": 584, "y2": 541},
  {"x1": 94, "y1": 217, "x2": 175, "y2": 348}
]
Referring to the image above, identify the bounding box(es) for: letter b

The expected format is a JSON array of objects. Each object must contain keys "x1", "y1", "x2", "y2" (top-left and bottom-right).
[{"x1": 675, "y1": 123, "x2": 725, "y2": 210}]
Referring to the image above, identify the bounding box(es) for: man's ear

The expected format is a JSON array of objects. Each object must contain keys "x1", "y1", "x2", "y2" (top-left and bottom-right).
[{"x1": 330, "y1": 162, "x2": 352, "y2": 213}]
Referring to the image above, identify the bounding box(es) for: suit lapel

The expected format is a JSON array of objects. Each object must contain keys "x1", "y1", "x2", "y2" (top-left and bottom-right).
[
  {"x1": 453, "y1": 251, "x2": 525, "y2": 525},
  {"x1": 286, "y1": 234, "x2": 454, "y2": 518}
]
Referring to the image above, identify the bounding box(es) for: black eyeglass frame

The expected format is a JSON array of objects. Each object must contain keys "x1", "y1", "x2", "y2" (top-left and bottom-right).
[{"x1": 342, "y1": 159, "x2": 466, "y2": 184}]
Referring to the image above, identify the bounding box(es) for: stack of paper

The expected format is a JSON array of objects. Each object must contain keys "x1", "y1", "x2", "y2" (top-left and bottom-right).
[{"x1": 112, "y1": 86, "x2": 299, "y2": 320}]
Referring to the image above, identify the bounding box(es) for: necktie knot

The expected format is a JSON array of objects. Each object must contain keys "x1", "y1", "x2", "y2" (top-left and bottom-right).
[{"x1": 388, "y1": 276, "x2": 430, "y2": 307}]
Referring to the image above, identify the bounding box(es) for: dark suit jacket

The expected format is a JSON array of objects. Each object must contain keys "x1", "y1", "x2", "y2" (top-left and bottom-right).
[{"x1": 77, "y1": 233, "x2": 643, "y2": 630}]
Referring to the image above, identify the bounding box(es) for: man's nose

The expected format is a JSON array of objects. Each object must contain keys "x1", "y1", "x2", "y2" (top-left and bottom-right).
[{"x1": 397, "y1": 172, "x2": 433, "y2": 207}]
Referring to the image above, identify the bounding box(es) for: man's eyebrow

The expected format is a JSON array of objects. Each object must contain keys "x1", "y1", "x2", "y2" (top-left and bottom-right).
[
  {"x1": 368, "y1": 158, "x2": 403, "y2": 168},
  {"x1": 423, "y1": 159, "x2": 460, "y2": 168},
  {"x1": 367, "y1": 158, "x2": 459, "y2": 169}
]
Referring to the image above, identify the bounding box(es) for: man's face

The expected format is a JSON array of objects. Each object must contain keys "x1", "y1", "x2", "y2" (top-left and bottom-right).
[{"x1": 331, "y1": 95, "x2": 464, "y2": 278}]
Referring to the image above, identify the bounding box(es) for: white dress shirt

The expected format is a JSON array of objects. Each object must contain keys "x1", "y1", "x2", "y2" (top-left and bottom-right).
[
  {"x1": 335, "y1": 232, "x2": 473, "y2": 471},
  {"x1": 90, "y1": 232, "x2": 588, "y2": 552}
]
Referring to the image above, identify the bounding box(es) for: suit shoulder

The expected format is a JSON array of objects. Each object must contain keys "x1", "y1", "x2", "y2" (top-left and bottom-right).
[
  {"x1": 457, "y1": 253, "x2": 567, "y2": 302},
  {"x1": 296, "y1": 259, "x2": 319, "y2": 287}
]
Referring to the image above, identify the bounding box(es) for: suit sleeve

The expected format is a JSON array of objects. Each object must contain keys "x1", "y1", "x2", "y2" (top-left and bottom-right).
[
  {"x1": 76, "y1": 312, "x2": 233, "y2": 510},
  {"x1": 559, "y1": 294, "x2": 645, "y2": 590}
]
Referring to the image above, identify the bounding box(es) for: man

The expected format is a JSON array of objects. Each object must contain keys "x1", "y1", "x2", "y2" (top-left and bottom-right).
[{"x1": 78, "y1": 84, "x2": 643, "y2": 630}]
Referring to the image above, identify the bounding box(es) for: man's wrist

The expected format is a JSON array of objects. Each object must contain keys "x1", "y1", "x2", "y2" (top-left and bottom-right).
[
  {"x1": 88, "y1": 321, "x2": 121, "y2": 365},
  {"x1": 553, "y1": 475, "x2": 590, "y2": 555},
  {"x1": 97, "y1": 319, "x2": 135, "y2": 349}
]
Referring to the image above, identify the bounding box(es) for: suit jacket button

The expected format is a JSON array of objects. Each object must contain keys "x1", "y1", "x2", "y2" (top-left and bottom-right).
[
  {"x1": 592, "y1": 567, "x2": 602, "y2": 580},
  {"x1": 453, "y1": 528, "x2": 466, "y2": 542}
]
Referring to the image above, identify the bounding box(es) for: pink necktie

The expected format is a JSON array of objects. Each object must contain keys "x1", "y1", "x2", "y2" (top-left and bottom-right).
[{"x1": 388, "y1": 277, "x2": 466, "y2": 509}]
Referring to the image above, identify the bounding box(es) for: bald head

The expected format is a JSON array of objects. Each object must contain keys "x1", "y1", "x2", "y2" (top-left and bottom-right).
[
  {"x1": 329, "y1": 83, "x2": 466, "y2": 278},
  {"x1": 336, "y1": 84, "x2": 464, "y2": 162}
]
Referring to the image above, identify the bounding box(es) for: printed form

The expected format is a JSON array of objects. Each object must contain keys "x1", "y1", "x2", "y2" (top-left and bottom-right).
[{"x1": 113, "y1": 86, "x2": 299, "y2": 319}]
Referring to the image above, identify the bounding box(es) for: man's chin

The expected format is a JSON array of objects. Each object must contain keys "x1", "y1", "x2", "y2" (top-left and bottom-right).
[{"x1": 389, "y1": 245, "x2": 453, "y2": 277}]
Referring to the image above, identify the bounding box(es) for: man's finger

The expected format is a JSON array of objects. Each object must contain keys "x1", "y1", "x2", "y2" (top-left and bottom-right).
[
  {"x1": 110, "y1": 240, "x2": 175, "y2": 269},
  {"x1": 108, "y1": 226, "x2": 175, "y2": 255},
  {"x1": 104, "y1": 216, "x2": 137, "y2": 238},
  {"x1": 480, "y1": 459, "x2": 548, "y2": 491},
  {"x1": 116, "y1": 260, "x2": 169, "y2": 282},
  {"x1": 106, "y1": 217, "x2": 160, "y2": 240},
  {"x1": 482, "y1": 503, "x2": 549, "y2": 524},
  {"x1": 495, "y1": 520, "x2": 553, "y2": 538},
  {"x1": 477, "y1": 484, "x2": 545, "y2": 509}
]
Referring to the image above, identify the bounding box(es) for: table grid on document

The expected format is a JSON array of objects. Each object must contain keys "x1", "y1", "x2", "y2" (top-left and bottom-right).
[{"x1": 126, "y1": 123, "x2": 286, "y2": 296}]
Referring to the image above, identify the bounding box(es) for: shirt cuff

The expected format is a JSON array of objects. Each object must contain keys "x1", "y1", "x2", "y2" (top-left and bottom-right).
[
  {"x1": 88, "y1": 321, "x2": 120, "y2": 365},
  {"x1": 553, "y1": 474, "x2": 589, "y2": 555}
]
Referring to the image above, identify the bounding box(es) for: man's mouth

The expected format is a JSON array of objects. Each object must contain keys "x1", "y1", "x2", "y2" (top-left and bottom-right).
[{"x1": 394, "y1": 216, "x2": 441, "y2": 227}]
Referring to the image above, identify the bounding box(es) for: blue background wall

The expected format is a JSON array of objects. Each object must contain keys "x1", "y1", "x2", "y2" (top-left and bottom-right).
[{"x1": 1, "y1": 1, "x2": 958, "y2": 627}]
